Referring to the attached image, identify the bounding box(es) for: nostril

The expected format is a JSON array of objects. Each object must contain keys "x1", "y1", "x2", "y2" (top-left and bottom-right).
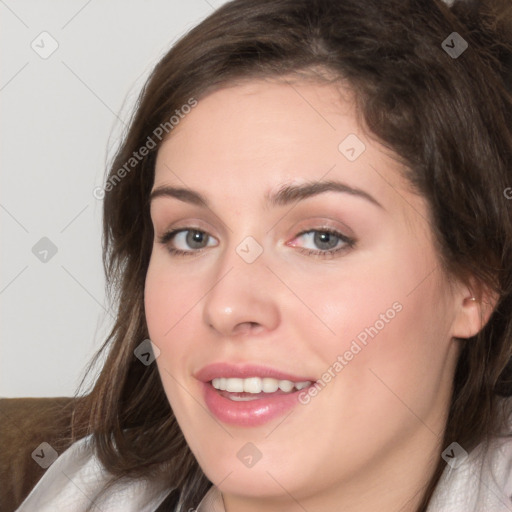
[{"x1": 233, "y1": 322, "x2": 261, "y2": 335}]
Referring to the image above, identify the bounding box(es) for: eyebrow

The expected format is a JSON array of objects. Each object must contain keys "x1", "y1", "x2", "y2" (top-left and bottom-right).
[{"x1": 149, "y1": 180, "x2": 384, "y2": 210}]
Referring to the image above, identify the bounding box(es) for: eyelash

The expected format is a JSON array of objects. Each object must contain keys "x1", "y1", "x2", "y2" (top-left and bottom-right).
[{"x1": 157, "y1": 227, "x2": 356, "y2": 259}]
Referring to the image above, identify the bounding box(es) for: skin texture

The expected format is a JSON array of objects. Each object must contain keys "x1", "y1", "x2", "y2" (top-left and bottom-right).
[{"x1": 144, "y1": 78, "x2": 485, "y2": 512}]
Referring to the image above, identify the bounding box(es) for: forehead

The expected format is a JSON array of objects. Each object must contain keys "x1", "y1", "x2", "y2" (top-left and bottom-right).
[
  {"x1": 153, "y1": 79, "x2": 419, "y2": 219},
  {"x1": 156, "y1": 79, "x2": 355, "y2": 168}
]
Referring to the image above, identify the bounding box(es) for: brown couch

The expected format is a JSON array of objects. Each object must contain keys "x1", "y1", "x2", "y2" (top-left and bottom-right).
[
  {"x1": 0, "y1": 397, "x2": 79, "y2": 512},
  {"x1": 0, "y1": 396, "x2": 183, "y2": 511}
]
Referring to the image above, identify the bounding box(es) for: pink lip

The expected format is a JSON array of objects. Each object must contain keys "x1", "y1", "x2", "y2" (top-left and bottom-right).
[{"x1": 195, "y1": 363, "x2": 316, "y2": 427}]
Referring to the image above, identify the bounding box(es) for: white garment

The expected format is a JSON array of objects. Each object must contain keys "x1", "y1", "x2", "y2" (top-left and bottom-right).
[
  {"x1": 15, "y1": 433, "x2": 512, "y2": 511},
  {"x1": 15, "y1": 435, "x2": 172, "y2": 512},
  {"x1": 426, "y1": 435, "x2": 512, "y2": 511}
]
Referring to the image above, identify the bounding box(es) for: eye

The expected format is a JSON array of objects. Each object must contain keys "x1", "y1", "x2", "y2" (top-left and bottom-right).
[
  {"x1": 158, "y1": 228, "x2": 217, "y2": 256},
  {"x1": 157, "y1": 227, "x2": 356, "y2": 259},
  {"x1": 288, "y1": 228, "x2": 355, "y2": 258}
]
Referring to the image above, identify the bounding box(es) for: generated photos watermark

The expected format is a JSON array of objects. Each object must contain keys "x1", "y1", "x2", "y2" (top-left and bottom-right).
[
  {"x1": 93, "y1": 98, "x2": 198, "y2": 200},
  {"x1": 298, "y1": 300, "x2": 403, "y2": 405}
]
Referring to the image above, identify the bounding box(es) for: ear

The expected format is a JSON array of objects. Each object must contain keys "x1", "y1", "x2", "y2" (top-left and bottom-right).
[{"x1": 449, "y1": 278, "x2": 499, "y2": 339}]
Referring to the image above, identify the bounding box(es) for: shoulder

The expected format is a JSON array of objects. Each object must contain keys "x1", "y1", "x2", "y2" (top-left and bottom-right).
[
  {"x1": 428, "y1": 434, "x2": 512, "y2": 511},
  {"x1": 14, "y1": 435, "x2": 175, "y2": 512}
]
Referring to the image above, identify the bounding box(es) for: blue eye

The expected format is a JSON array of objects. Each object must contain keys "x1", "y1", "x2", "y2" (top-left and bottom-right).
[
  {"x1": 290, "y1": 229, "x2": 355, "y2": 258},
  {"x1": 158, "y1": 229, "x2": 217, "y2": 256},
  {"x1": 157, "y1": 227, "x2": 355, "y2": 258}
]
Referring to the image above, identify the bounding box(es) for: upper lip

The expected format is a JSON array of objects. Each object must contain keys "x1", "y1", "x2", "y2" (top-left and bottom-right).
[{"x1": 195, "y1": 362, "x2": 315, "y2": 383}]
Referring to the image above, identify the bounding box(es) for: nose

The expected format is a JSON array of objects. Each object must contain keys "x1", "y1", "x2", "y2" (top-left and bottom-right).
[{"x1": 202, "y1": 240, "x2": 281, "y2": 337}]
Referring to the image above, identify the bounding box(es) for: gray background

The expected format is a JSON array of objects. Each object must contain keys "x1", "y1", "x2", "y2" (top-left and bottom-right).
[{"x1": 1, "y1": 0, "x2": 229, "y2": 398}]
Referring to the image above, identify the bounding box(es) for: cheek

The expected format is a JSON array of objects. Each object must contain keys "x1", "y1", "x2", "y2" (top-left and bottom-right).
[
  {"x1": 283, "y1": 267, "x2": 452, "y2": 475},
  {"x1": 144, "y1": 261, "x2": 196, "y2": 415},
  {"x1": 144, "y1": 259, "x2": 196, "y2": 401},
  {"x1": 295, "y1": 245, "x2": 452, "y2": 398},
  {"x1": 144, "y1": 257, "x2": 201, "y2": 341},
  {"x1": 285, "y1": 256, "x2": 404, "y2": 362},
  {"x1": 144, "y1": 256, "x2": 213, "y2": 403},
  {"x1": 144, "y1": 269, "x2": 170, "y2": 340}
]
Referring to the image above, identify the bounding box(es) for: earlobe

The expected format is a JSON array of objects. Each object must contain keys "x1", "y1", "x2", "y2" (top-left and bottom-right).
[{"x1": 450, "y1": 287, "x2": 498, "y2": 340}]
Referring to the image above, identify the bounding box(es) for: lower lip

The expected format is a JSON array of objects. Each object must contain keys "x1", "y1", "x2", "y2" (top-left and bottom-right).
[{"x1": 202, "y1": 381, "x2": 310, "y2": 427}]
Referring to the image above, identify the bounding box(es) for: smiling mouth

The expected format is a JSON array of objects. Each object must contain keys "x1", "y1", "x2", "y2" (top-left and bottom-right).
[
  {"x1": 201, "y1": 370, "x2": 316, "y2": 426},
  {"x1": 210, "y1": 376, "x2": 312, "y2": 401}
]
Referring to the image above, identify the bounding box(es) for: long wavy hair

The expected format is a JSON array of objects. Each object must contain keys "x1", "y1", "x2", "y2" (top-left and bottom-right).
[{"x1": 62, "y1": 0, "x2": 512, "y2": 510}]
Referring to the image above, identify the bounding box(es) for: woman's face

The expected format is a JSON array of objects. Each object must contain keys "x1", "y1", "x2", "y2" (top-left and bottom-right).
[{"x1": 145, "y1": 79, "x2": 468, "y2": 508}]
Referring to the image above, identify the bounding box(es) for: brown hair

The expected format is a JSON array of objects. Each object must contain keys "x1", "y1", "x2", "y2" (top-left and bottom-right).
[{"x1": 64, "y1": 0, "x2": 512, "y2": 510}]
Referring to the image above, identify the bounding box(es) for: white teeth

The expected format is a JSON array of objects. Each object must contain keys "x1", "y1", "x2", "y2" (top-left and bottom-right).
[
  {"x1": 225, "y1": 378, "x2": 244, "y2": 392},
  {"x1": 278, "y1": 380, "x2": 294, "y2": 392},
  {"x1": 243, "y1": 377, "x2": 262, "y2": 393},
  {"x1": 211, "y1": 377, "x2": 312, "y2": 393},
  {"x1": 262, "y1": 377, "x2": 279, "y2": 393}
]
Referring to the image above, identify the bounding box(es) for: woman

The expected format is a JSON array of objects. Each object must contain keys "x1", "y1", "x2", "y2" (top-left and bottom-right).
[{"x1": 15, "y1": 0, "x2": 512, "y2": 510}]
